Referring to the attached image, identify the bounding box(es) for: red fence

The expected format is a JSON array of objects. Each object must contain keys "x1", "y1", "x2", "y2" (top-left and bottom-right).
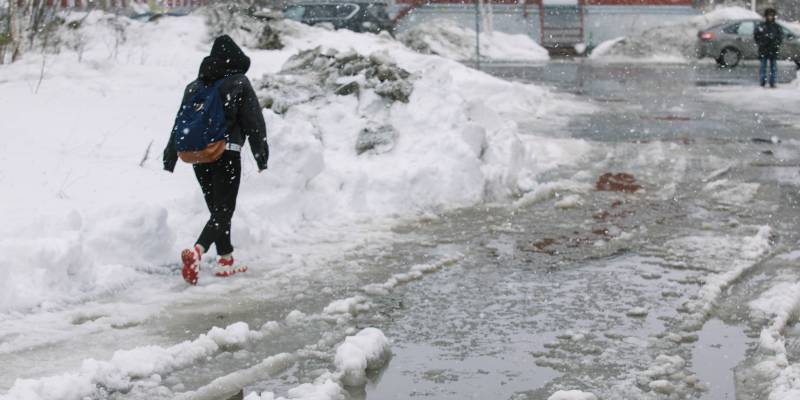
[{"x1": 395, "y1": 0, "x2": 691, "y2": 4}]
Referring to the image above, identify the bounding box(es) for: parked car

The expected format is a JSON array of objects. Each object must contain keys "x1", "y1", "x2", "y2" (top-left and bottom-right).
[
  {"x1": 282, "y1": 2, "x2": 394, "y2": 34},
  {"x1": 697, "y1": 19, "x2": 800, "y2": 68},
  {"x1": 129, "y1": 10, "x2": 192, "y2": 22}
]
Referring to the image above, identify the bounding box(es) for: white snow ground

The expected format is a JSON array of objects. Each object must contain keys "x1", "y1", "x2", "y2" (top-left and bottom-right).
[
  {"x1": 703, "y1": 71, "x2": 800, "y2": 128},
  {"x1": 0, "y1": 10, "x2": 591, "y2": 400},
  {"x1": 0, "y1": 12, "x2": 587, "y2": 315},
  {"x1": 589, "y1": 6, "x2": 761, "y2": 63}
]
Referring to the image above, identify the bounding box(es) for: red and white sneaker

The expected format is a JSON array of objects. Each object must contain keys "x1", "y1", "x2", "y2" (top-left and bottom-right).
[
  {"x1": 215, "y1": 257, "x2": 248, "y2": 277},
  {"x1": 180, "y1": 245, "x2": 203, "y2": 285}
]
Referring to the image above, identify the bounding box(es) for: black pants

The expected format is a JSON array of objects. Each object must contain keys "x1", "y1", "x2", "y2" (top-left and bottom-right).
[{"x1": 193, "y1": 150, "x2": 241, "y2": 256}]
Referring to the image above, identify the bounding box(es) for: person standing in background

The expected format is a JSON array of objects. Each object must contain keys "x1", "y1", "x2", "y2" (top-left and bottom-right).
[{"x1": 755, "y1": 8, "x2": 784, "y2": 88}]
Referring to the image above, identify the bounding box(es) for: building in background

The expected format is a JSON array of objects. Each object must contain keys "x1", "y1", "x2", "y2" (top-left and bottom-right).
[{"x1": 692, "y1": 0, "x2": 799, "y2": 19}]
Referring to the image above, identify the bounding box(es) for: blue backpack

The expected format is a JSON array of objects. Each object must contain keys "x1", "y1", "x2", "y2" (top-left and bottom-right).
[{"x1": 173, "y1": 79, "x2": 228, "y2": 164}]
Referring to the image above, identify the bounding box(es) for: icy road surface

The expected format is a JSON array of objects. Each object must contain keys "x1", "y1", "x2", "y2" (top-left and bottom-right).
[{"x1": 4, "y1": 62, "x2": 800, "y2": 400}]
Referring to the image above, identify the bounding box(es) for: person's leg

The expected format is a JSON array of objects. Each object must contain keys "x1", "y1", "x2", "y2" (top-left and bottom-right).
[
  {"x1": 193, "y1": 163, "x2": 216, "y2": 254},
  {"x1": 759, "y1": 55, "x2": 768, "y2": 87},
  {"x1": 196, "y1": 151, "x2": 241, "y2": 256},
  {"x1": 769, "y1": 56, "x2": 778, "y2": 87},
  {"x1": 181, "y1": 164, "x2": 217, "y2": 284},
  {"x1": 212, "y1": 151, "x2": 241, "y2": 256}
]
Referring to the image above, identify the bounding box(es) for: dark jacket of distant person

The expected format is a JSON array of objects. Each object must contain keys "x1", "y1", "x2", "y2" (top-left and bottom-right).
[{"x1": 755, "y1": 16, "x2": 784, "y2": 58}]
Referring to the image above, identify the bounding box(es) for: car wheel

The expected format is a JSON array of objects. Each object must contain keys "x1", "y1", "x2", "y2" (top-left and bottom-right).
[{"x1": 717, "y1": 47, "x2": 742, "y2": 68}]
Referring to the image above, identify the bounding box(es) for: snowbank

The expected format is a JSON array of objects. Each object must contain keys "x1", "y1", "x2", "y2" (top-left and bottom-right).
[
  {"x1": 399, "y1": 19, "x2": 549, "y2": 62},
  {"x1": 334, "y1": 327, "x2": 390, "y2": 387},
  {"x1": 548, "y1": 390, "x2": 597, "y2": 400},
  {"x1": 4, "y1": 322, "x2": 263, "y2": 400},
  {"x1": 0, "y1": 12, "x2": 587, "y2": 316},
  {"x1": 746, "y1": 277, "x2": 800, "y2": 400},
  {"x1": 590, "y1": 7, "x2": 760, "y2": 62},
  {"x1": 244, "y1": 328, "x2": 389, "y2": 400},
  {"x1": 673, "y1": 226, "x2": 773, "y2": 329}
]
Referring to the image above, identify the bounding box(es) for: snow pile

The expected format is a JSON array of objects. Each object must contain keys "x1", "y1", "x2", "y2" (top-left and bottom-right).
[
  {"x1": 674, "y1": 226, "x2": 773, "y2": 329},
  {"x1": 745, "y1": 279, "x2": 800, "y2": 400},
  {"x1": 399, "y1": 18, "x2": 550, "y2": 62},
  {"x1": 4, "y1": 322, "x2": 263, "y2": 400},
  {"x1": 548, "y1": 390, "x2": 597, "y2": 400},
  {"x1": 244, "y1": 328, "x2": 390, "y2": 399},
  {"x1": 0, "y1": 12, "x2": 214, "y2": 315},
  {"x1": 334, "y1": 327, "x2": 391, "y2": 387},
  {"x1": 322, "y1": 295, "x2": 371, "y2": 316},
  {"x1": 515, "y1": 180, "x2": 593, "y2": 207},
  {"x1": 590, "y1": 7, "x2": 761, "y2": 62},
  {"x1": 244, "y1": 377, "x2": 343, "y2": 400},
  {"x1": 0, "y1": 11, "x2": 589, "y2": 316},
  {"x1": 257, "y1": 47, "x2": 414, "y2": 114}
]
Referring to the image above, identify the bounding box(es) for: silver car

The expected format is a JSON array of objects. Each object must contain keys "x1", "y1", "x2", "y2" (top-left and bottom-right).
[{"x1": 696, "y1": 19, "x2": 800, "y2": 68}]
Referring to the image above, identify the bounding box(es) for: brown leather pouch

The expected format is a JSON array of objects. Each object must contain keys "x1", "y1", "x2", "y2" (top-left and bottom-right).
[{"x1": 178, "y1": 141, "x2": 226, "y2": 164}]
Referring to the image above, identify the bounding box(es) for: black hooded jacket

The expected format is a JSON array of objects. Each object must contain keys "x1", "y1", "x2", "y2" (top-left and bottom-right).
[
  {"x1": 163, "y1": 35, "x2": 269, "y2": 172},
  {"x1": 755, "y1": 20, "x2": 784, "y2": 57}
]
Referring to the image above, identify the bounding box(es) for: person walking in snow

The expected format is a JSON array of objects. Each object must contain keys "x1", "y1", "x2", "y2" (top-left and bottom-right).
[
  {"x1": 754, "y1": 8, "x2": 783, "y2": 88},
  {"x1": 163, "y1": 35, "x2": 269, "y2": 285}
]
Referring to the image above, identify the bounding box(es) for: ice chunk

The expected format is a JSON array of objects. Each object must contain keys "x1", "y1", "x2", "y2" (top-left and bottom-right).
[
  {"x1": 626, "y1": 307, "x2": 649, "y2": 318},
  {"x1": 207, "y1": 322, "x2": 262, "y2": 349},
  {"x1": 649, "y1": 380, "x2": 675, "y2": 394},
  {"x1": 286, "y1": 310, "x2": 307, "y2": 325},
  {"x1": 547, "y1": 390, "x2": 597, "y2": 400},
  {"x1": 334, "y1": 328, "x2": 391, "y2": 387},
  {"x1": 554, "y1": 194, "x2": 582, "y2": 209},
  {"x1": 323, "y1": 296, "x2": 371, "y2": 316}
]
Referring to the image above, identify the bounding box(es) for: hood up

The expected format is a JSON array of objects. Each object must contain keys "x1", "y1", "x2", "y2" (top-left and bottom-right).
[{"x1": 198, "y1": 35, "x2": 251, "y2": 82}]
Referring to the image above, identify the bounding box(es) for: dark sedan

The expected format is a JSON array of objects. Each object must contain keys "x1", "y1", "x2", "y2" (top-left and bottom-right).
[
  {"x1": 697, "y1": 19, "x2": 800, "y2": 68},
  {"x1": 283, "y1": 2, "x2": 394, "y2": 34}
]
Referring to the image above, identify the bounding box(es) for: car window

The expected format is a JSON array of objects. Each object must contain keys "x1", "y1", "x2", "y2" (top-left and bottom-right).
[
  {"x1": 737, "y1": 21, "x2": 755, "y2": 36},
  {"x1": 283, "y1": 5, "x2": 305, "y2": 20},
  {"x1": 780, "y1": 26, "x2": 798, "y2": 38},
  {"x1": 723, "y1": 23, "x2": 740, "y2": 34},
  {"x1": 333, "y1": 4, "x2": 357, "y2": 18},
  {"x1": 366, "y1": 4, "x2": 389, "y2": 19},
  {"x1": 304, "y1": 5, "x2": 334, "y2": 19}
]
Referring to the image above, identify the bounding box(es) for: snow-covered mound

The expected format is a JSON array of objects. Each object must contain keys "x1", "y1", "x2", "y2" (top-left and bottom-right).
[
  {"x1": 242, "y1": 328, "x2": 389, "y2": 400},
  {"x1": 590, "y1": 6, "x2": 760, "y2": 62},
  {"x1": 548, "y1": 390, "x2": 597, "y2": 400},
  {"x1": 334, "y1": 327, "x2": 390, "y2": 387},
  {"x1": 5, "y1": 322, "x2": 264, "y2": 399},
  {"x1": 399, "y1": 19, "x2": 550, "y2": 62},
  {"x1": 0, "y1": 12, "x2": 587, "y2": 315}
]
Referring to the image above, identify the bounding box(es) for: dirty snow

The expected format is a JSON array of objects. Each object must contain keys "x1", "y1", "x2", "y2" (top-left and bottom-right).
[
  {"x1": 746, "y1": 277, "x2": 800, "y2": 400},
  {"x1": 243, "y1": 328, "x2": 390, "y2": 400},
  {"x1": 398, "y1": 18, "x2": 550, "y2": 62},
  {"x1": 547, "y1": 390, "x2": 597, "y2": 400},
  {"x1": 334, "y1": 328, "x2": 390, "y2": 387},
  {"x1": 4, "y1": 322, "x2": 263, "y2": 400}
]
